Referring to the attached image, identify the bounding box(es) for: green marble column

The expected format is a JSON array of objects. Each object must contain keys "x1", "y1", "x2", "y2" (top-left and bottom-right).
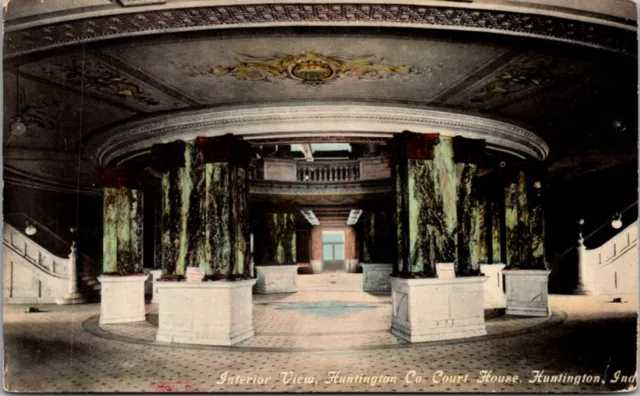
[
  {"x1": 529, "y1": 168, "x2": 546, "y2": 270},
  {"x1": 361, "y1": 210, "x2": 392, "y2": 263},
  {"x1": 470, "y1": 198, "x2": 488, "y2": 267},
  {"x1": 155, "y1": 135, "x2": 251, "y2": 277},
  {"x1": 453, "y1": 136, "x2": 486, "y2": 276},
  {"x1": 102, "y1": 187, "x2": 144, "y2": 275},
  {"x1": 504, "y1": 170, "x2": 533, "y2": 268},
  {"x1": 258, "y1": 212, "x2": 296, "y2": 265},
  {"x1": 392, "y1": 132, "x2": 456, "y2": 277},
  {"x1": 490, "y1": 198, "x2": 502, "y2": 263}
]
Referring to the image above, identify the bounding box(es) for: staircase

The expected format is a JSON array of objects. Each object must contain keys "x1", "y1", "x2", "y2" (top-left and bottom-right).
[
  {"x1": 578, "y1": 220, "x2": 638, "y2": 296},
  {"x1": 3, "y1": 216, "x2": 101, "y2": 304}
]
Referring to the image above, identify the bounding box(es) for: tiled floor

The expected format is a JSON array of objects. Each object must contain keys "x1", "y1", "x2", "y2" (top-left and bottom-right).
[{"x1": 3, "y1": 274, "x2": 638, "y2": 393}]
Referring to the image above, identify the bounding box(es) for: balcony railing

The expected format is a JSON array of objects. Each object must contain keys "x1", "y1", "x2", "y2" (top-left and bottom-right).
[
  {"x1": 249, "y1": 157, "x2": 390, "y2": 183},
  {"x1": 297, "y1": 162, "x2": 360, "y2": 182}
]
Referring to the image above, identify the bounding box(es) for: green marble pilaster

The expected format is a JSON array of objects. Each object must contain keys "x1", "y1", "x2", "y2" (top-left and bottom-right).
[
  {"x1": 259, "y1": 212, "x2": 296, "y2": 265},
  {"x1": 102, "y1": 187, "x2": 143, "y2": 274}
]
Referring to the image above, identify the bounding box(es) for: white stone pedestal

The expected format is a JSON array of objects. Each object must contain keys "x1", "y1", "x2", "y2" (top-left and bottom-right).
[
  {"x1": 390, "y1": 276, "x2": 488, "y2": 343},
  {"x1": 155, "y1": 279, "x2": 257, "y2": 346},
  {"x1": 311, "y1": 259, "x2": 323, "y2": 274},
  {"x1": 362, "y1": 263, "x2": 393, "y2": 293},
  {"x1": 345, "y1": 259, "x2": 359, "y2": 273},
  {"x1": 255, "y1": 265, "x2": 297, "y2": 294},
  {"x1": 503, "y1": 269, "x2": 551, "y2": 317},
  {"x1": 98, "y1": 274, "x2": 148, "y2": 325},
  {"x1": 480, "y1": 264, "x2": 506, "y2": 308},
  {"x1": 149, "y1": 270, "x2": 164, "y2": 303}
]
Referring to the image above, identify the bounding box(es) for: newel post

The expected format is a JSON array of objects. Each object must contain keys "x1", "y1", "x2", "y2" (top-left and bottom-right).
[
  {"x1": 56, "y1": 241, "x2": 86, "y2": 305},
  {"x1": 573, "y1": 219, "x2": 592, "y2": 295}
]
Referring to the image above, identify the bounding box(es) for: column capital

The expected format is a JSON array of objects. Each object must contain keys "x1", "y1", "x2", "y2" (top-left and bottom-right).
[
  {"x1": 150, "y1": 140, "x2": 186, "y2": 171},
  {"x1": 453, "y1": 136, "x2": 486, "y2": 164},
  {"x1": 390, "y1": 131, "x2": 440, "y2": 161},
  {"x1": 195, "y1": 134, "x2": 254, "y2": 166},
  {"x1": 95, "y1": 167, "x2": 147, "y2": 189}
]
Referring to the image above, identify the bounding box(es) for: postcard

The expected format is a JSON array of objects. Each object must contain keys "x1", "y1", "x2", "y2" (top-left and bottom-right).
[{"x1": 2, "y1": 0, "x2": 638, "y2": 393}]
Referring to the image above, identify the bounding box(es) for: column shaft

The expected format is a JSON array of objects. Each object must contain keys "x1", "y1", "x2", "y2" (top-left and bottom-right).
[
  {"x1": 102, "y1": 187, "x2": 144, "y2": 274},
  {"x1": 155, "y1": 135, "x2": 251, "y2": 277}
]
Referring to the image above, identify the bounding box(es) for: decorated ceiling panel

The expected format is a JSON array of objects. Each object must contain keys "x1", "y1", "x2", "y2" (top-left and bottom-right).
[
  {"x1": 443, "y1": 51, "x2": 597, "y2": 110},
  {"x1": 99, "y1": 36, "x2": 508, "y2": 105},
  {"x1": 18, "y1": 53, "x2": 190, "y2": 112}
]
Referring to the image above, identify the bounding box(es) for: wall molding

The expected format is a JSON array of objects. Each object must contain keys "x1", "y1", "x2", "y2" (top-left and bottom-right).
[{"x1": 86, "y1": 103, "x2": 550, "y2": 165}]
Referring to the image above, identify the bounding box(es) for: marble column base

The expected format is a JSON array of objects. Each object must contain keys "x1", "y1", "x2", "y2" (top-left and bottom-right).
[
  {"x1": 310, "y1": 259, "x2": 323, "y2": 274},
  {"x1": 503, "y1": 269, "x2": 551, "y2": 317},
  {"x1": 480, "y1": 264, "x2": 506, "y2": 308},
  {"x1": 156, "y1": 279, "x2": 257, "y2": 346},
  {"x1": 255, "y1": 265, "x2": 297, "y2": 294},
  {"x1": 390, "y1": 276, "x2": 488, "y2": 343},
  {"x1": 56, "y1": 291, "x2": 86, "y2": 305},
  {"x1": 98, "y1": 274, "x2": 148, "y2": 324},
  {"x1": 149, "y1": 269, "x2": 164, "y2": 303},
  {"x1": 362, "y1": 263, "x2": 392, "y2": 293},
  {"x1": 345, "y1": 259, "x2": 359, "y2": 273}
]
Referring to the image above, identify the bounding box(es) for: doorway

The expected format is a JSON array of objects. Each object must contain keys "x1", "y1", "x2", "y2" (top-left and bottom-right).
[{"x1": 322, "y1": 230, "x2": 345, "y2": 272}]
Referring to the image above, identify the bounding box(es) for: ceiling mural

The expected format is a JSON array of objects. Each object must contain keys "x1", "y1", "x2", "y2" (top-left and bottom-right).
[
  {"x1": 18, "y1": 54, "x2": 189, "y2": 112},
  {"x1": 100, "y1": 36, "x2": 507, "y2": 104},
  {"x1": 183, "y1": 52, "x2": 418, "y2": 85}
]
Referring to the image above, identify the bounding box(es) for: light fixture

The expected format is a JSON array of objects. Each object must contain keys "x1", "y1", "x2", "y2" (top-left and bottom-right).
[
  {"x1": 611, "y1": 212, "x2": 623, "y2": 230},
  {"x1": 10, "y1": 116, "x2": 27, "y2": 136},
  {"x1": 25, "y1": 223, "x2": 37, "y2": 236}
]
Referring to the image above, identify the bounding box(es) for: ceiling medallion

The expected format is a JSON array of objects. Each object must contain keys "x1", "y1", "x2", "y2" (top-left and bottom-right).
[{"x1": 185, "y1": 52, "x2": 416, "y2": 85}]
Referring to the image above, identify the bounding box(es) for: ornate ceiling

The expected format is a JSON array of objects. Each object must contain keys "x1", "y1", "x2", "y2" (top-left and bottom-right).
[{"x1": 2, "y1": 0, "x2": 637, "y2": 193}]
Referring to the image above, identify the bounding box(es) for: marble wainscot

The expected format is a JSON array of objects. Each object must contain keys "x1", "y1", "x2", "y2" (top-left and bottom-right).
[
  {"x1": 480, "y1": 264, "x2": 506, "y2": 308},
  {"x1": 390, "y1": 276, "x2": 488, "y2": 342},
  {"x1": 155, "y1": 279, "x2": 257, "y2": 346},
  {"x1": 98, "y1": 274, "x2": 148, "y2": 324},
  {"x1": 503, "y1": 269, "x2": 551, "y2": 317},
  {"x1": 255, "y1": 265, "x2": 297, "y2": 293},
  {"x1": 362, "y1": 263, "x2": 393, "y2": 293}
]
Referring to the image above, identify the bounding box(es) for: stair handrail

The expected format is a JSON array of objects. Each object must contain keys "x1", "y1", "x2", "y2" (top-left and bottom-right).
[
  {"x1": 3, "y1": 212, "x2": 98, "y2": 265},
  {"x1": 557, "y1": 200, "x2": 638, "y2": 259},
  {"x1": 3, "y1": 222, "x2": 69, "y2": 279}
]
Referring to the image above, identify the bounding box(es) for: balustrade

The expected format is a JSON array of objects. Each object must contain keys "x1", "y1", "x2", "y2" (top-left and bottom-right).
[
  {"x1": 297, "y1": 162, "x2": 360, "y2": 182},
  {"x1": 249, "y1": 158, "x2": 392, "y2": 182}
]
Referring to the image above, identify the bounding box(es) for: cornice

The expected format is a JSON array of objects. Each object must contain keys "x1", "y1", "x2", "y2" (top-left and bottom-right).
[
  {"x1": 4, "y1": 2, "x2": 636, "y2": 59},
  {"x1": 4, "y1": 166, "x2": 103, "y2": 196},
  {"x1": 86, "y1": 103, "x2": 550, "y2": 165}
]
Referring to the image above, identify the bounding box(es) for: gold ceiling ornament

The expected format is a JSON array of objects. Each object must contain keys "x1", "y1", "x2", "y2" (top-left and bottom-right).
[{"x1": 183, "y1": 52, "x2": 417, "y2": 84}]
